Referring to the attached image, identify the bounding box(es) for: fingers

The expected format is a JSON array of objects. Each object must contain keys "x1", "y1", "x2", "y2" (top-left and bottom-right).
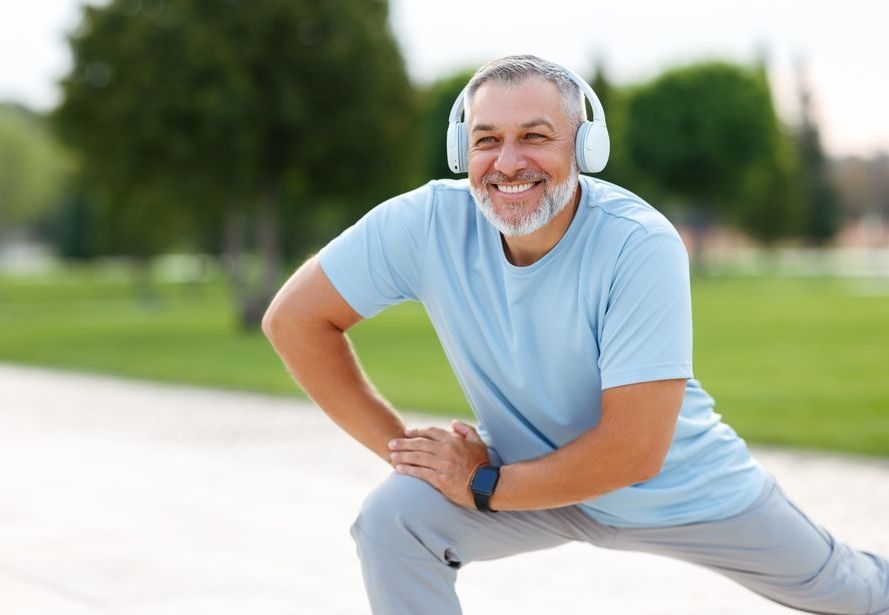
[
  {"x1": 392, "y1": 423, "x2": 487, "y2": 509},
  {"x1": 394, "y1": 463, "x2": 438, "y2": 487},
  {"x1": 451, "y1": 420, "x2": 469, "y2": 437},
  {"x1": 401, "y1": 424, "x2": 482, "y2": 442},
  {"x1": 451, "y1": 420, "x2": 482, "y2": 442},
  {"x1": 388, "y1": 436, "x2": 438, "y2": 454},
  {"x1": 390, "y1": 450, "x2": 439, "y2": 469},
  {"x1": 405, "y1": 426, "x2": 449, "y2": 441}
]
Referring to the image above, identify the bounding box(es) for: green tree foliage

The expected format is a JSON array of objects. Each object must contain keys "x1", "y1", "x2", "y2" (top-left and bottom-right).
[
  {"x1": 586, "y1": 61, "x2": 634, "y2": 188},
  {"x1": 794, "y1": 68, "x2": 840, "y2": 244},
  {"x1": 417, "y1": 69, "x2": 475, "y2": 182},
  {"x1": 625, "y1": 61, "x2": 798, "y2": 254},
  {"x1": 728, "y1": 62, "x2": 803, "y2": 244},
  {"x1": 41, "y1": 188, "x2": 98, "y2": 260},
  {"x1": 54, "y1": 0, "x2": 416, "y2": 326},
  {"x1": 0, "y1": 104, "x2": 72, "y2": 235},
  {"x1": 731, "y1": 131, "x2": 802, "y2": 245}
]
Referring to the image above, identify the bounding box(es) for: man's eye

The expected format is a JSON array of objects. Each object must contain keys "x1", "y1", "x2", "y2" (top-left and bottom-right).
[
  {"x1": 475, "y1": 136, "x2": 496, "y2": 145},
  {"x1": 526, "y1": 133, "x2": 545, "y2": 140}
]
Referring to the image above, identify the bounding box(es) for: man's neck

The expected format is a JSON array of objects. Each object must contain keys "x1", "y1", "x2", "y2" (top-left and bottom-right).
[{"x1": 501, "y1": 185, "x2": 581, "y2": 267}]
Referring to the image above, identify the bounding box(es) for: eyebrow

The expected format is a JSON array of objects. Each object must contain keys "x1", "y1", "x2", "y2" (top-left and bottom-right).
[{"x1": 470, "y1": 118, "x2": 556, "y2": 133}]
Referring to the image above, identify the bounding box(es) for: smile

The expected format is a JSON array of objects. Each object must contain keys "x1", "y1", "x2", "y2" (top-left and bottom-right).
[{"x1": 495, "y1": 182, "x2": 539, "y2": 194}]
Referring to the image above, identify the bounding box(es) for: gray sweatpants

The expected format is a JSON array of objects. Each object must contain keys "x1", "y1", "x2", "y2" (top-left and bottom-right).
[{"x1": 351, "y1": 473, "x2": 889, "y2": 614}]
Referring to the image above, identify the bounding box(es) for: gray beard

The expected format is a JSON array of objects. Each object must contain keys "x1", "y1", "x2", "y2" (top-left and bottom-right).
[{"x1": 470, "y1": 164, "x2": 579, "y2": 237}]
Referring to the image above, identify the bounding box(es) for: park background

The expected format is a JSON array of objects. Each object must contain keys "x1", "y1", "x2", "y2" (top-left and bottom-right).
[{"x1": 1, "y1": 0, "x2": 888, "y2": 456}]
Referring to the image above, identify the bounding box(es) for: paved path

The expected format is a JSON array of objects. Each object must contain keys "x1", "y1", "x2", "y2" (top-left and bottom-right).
[{"x1": 1, "y1": 363, "x2": 887, "y2": 614}]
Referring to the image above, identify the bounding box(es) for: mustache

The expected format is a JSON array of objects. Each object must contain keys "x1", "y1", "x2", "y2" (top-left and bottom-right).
[{"x1": 481, "y1": 170, "x2": 549, "y2": 186}]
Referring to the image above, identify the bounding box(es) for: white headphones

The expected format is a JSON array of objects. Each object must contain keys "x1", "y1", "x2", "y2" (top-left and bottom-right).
[{"x1": 446, "y1": 66, "x2": 610, "y2": 175}]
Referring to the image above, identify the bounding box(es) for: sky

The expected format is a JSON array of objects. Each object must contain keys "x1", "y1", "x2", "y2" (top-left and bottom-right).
[{"x1": 1, "y1": 0, "x2": 887, "y2": 158}]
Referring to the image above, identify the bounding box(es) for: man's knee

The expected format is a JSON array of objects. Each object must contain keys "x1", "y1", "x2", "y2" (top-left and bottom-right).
[{"x1": 351, "y1": 473, "x2": 465, "y2": 561}]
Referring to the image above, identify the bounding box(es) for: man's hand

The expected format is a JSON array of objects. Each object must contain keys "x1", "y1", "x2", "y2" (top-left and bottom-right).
[{"x1": 388, "y1": 421, "x2": 490, "y2": 508}]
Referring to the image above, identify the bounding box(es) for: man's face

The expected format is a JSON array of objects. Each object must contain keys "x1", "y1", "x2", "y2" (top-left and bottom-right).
[{"x1": 467, "y1": 76, "x2": 579, "y2": 237}]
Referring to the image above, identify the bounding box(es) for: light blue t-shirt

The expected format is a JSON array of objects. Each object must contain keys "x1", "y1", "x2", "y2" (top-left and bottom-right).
[{"x1": 318, "y1": 176, "x2": 766, "y2": 528}]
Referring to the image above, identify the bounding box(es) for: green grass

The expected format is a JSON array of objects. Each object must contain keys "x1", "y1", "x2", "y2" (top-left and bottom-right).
[
  {"x1": 692, "y1": 276, "x2": 889, "y2": 455},
  {"x1": 1, "y1": 267, "x2": 888, "y2": 456},
  {"x1": 0, "y1": 265, "x2": 469, "y2": 414}
]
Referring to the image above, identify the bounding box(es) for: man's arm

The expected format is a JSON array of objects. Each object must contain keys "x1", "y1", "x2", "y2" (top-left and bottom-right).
[
  {"x1": 389, "y1": 378, "x2": 685, "y2": 510},
  {"x1": 262, "y1": 256, "x2": 406, "y2": 463},
  {"x1": 489, "y1": 378, "x2": 685, "y2": 510}
]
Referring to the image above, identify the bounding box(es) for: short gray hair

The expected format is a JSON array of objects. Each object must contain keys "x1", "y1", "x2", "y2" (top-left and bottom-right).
[{"x1": 465, "y1": 55, "x2": 586, "y2": 128}]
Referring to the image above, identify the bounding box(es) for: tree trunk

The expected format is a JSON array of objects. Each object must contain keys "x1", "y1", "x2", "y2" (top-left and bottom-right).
[
  {"x1": 687, "y1": 207, "x2": 712, "y2": 276},
  {"x1": 220, "y1": 192, "x2": 282, "y2": 331},
  {"x1": 245, "y1": 187, "x2": 282, "y2": 328},
  {"x1": 222, "y1": 202, "x2": 246, "y2": 310},
  {"x1": 261, "y1": 190, "x2": 282, "y2": 284},
  {"x1": 128, "y1": 255, "x2": 161, "y2": 310}
]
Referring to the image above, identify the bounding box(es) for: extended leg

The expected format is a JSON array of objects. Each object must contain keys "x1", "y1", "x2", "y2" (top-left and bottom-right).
[
  {"x1": 351, "y1": 472, "x2": 612, "y2": 615},
  {"x1": 612, "y1": 479, "x2": 889, "y2": 614}
]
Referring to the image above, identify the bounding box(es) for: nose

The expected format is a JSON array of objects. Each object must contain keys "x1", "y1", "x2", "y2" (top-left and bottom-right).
[{"x1": 493, "y1": 140, "x2": 527, "y2": 177}]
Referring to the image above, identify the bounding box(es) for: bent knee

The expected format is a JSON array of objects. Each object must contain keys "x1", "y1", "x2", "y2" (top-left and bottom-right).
[
  {"x1": 351, "y1": 473, "x2": 465, "y2": 557},
  {"x1": 353, "y1": 473, "x2": 453, "y2": 537}
]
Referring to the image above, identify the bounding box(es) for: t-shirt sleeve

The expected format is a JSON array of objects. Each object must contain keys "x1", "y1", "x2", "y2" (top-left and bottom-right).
[
  {"x1": 598, "y1": 229, "x2": 694, "y2": 389},
  {"x1": 317, "y1": 186, "x2": 429, "y2": 318}
]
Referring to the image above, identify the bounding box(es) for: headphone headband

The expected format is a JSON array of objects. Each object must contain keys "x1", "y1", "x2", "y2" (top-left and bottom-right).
[{"x1": 447, "y1": 68, "x2": 606, "y2": 128}]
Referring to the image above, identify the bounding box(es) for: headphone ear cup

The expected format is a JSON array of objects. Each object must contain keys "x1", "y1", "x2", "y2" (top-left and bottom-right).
[
  {"x1": 574, "y1": 121, "x2": 610, "y2": 173},
  {"x1": 446, "y1": 121, "x2": 468, "y2": 174}
]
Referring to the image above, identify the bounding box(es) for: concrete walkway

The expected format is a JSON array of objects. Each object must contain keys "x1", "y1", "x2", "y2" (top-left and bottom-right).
[{"x1": 1, "y1": 362, "x2": 887, "y2": 614}]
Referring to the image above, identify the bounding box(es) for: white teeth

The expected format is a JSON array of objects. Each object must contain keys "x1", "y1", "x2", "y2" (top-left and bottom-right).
[{"x1": 496, "y1": 182, "x2": 535, "y2": 194}]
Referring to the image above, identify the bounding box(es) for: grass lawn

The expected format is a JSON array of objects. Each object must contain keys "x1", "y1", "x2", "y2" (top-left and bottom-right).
[
  {"x1": 1, "y1": 266, "x2": 888, "y2": 456},
  {"x1": 692, "y1": 275, "x2": 889, "y2": 456}
]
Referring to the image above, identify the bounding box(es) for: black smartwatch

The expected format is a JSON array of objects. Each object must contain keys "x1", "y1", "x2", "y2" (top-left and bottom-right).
[{"x1": 470, "y1": 465, "x2": 500, "y2": 512}]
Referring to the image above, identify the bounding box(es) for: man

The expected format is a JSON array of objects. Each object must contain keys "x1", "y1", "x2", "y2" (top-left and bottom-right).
[{"x1": 263, "y1": 55, "x2": 888, "y2": 614}]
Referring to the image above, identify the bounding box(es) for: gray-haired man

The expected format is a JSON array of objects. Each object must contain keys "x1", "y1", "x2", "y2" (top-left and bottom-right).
[{"x1": 264, "y1": 55, "x2": 888, "y2": 613}]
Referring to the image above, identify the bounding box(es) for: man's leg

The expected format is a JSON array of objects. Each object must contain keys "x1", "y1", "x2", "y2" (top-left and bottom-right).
[
  {"x1": 611, "y1": 478, "x2": 889, "y2": 614},
  {"x1": 351, "y1": 472, "x2": 614, "y2": 615}
]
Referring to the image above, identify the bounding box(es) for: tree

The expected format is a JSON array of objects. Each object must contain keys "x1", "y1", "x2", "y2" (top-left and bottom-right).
[
  {"x1": 727, "y1": 59, "x2": 803, "y2": 245},
  {"x1": 39, "y1": 187, "x2": 99, "y2": 261},
  {"x1": 731, "y1": 131, "x2": 802, "y2": 245},
  {"x1": 417, "y1": 69, "x2": 475, "y2": 183},
  {"x1": 0, "y1": 104, "x2": 72, "y2": 239},
  {"x1": 624, "y1": 61, "x2": 793, "y2": 264},
  {"x1": 55, "y1": 0, "x2": 417, "y2": 327},
  {"x1": 586, "y1": 60, "x2": 634, "y2": 188},
  {"x1": 794, "y1": 61, "x2": 840, "y2": 245}
]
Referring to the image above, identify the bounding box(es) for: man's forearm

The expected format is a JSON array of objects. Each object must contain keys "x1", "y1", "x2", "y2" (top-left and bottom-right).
[
  {"x1": 389, "y1": 416, "x2": 660, "y2": 511},
  {"x1": 391, "y1": 380, "x2": 684, "y2": 512},
  {"x1": 488, "y1": 380, "x2": 683, "y2": 511},
  {"x1": 264, "y1": 314, "x2": 405, "y2": 463},
  {"x1": 488, "y1": 425, "x2": 660, "y2": 511}
]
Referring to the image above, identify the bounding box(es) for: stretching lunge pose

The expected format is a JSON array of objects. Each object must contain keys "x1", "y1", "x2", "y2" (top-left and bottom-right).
[{"x1": 263, "y1": 55, "x2": 888, "y2": 614}]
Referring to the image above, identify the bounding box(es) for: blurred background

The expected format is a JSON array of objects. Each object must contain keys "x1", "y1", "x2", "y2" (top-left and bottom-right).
[{"x1": 1, "y1": 0, "x2": 887, "y2": 456}]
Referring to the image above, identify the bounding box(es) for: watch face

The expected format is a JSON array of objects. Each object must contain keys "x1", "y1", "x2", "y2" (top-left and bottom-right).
[{"x1": 472, "y1": 467, "x2": 499, "y2": 495}]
